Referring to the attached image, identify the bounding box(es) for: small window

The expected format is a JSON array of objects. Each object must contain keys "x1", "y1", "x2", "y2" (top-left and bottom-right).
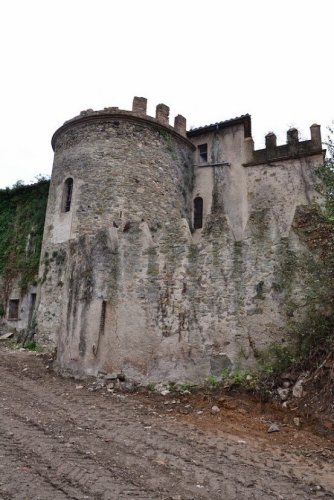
[
  {"x1": 194, "y1": 197, "x2": 203, "y2": 229},
  {"x1": 99, "y1": 300, "x2": 107, "y2": 335},
  {"x1": 63, "y1": 178, "x2": 73, "y2": 212},
  {"x1": 8, "y1": 299, "x2": 19, "y2": 320},
  {"x1": 28, "y1": 293, "x2": 36, "y2": 326},
  {"x1": 198, "y1": 144, "x2": 208, "y2": 164}
]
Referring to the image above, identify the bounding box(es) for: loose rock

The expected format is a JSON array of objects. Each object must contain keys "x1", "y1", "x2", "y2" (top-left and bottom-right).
[
  {"x1": 268, "y1": 423, "x2": 280, "y2": 433},
  {"x1": 0, "y1": 332, "x2": 14, "y2": 340},
  {"x1": 293, "y1": 417, "x2": 301, "y2": 427},
  {"x1": 277, "y1": 387, "x2": 289, "y2": 401},
  {"x1": 292, "y1": 379, "x2": 304, "y2": 398}
]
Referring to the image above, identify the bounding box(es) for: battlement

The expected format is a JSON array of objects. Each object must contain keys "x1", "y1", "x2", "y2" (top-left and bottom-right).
[
  {"x1": 52, "y1": 97, "x2": 189, "y2": 150},
  {"x1": 245, "y1": 124, "x2": 323, "y2": 165}
]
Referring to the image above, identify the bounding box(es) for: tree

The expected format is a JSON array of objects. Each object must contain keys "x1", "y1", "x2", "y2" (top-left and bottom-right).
[{"x1": 317, "y1": 125, "x2": 334, "y2": 220}]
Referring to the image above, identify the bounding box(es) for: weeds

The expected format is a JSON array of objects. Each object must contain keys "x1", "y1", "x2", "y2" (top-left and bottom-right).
[
  {"x1": 24, "y1": 340, "x2": 42, "y2": 352},
  {"x1": 207, "y1": 374, "x2": 219, "y2": 388},
  {"x1": 179, "y1": 382, "x2": 197, "y2": 393}
]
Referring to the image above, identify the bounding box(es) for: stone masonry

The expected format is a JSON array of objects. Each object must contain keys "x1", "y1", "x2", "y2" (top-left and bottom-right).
[{"x1": 34, "y1": 97, "x2": 326, "y2": 383}]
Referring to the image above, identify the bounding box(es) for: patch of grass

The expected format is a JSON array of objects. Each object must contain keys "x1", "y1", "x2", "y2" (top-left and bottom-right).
[
  {"x1": 24, "y1": 340, "x2": 39, "y2": 352},
  {"x1": 179, "y1": 382, "x2": 197, "y2": 393},
  {"x1": 207, "y1": 374, "x2": 219, "y2": 388},
  {"x1": 167, "y1": 381, "x2": 178, "y2": 393},
  {"x1": 229, "y1": 369, "x2": 253, "y2": 387},
  {"x1": 257, "y1": 342, "x2": 296, "y2": 378},
  {"x1": 220, "y1": 368, "x2": 231, "y2": 380}
]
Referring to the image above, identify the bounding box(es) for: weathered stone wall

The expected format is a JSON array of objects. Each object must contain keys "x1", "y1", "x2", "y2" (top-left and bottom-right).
[
  {"x1": 36, "y1": 100, "x2": 329, "y2": 383},
  {"x1": 36, "y1": 106, "x2": 195, "y2": 361},
  {"x1": 0, "y1": 279, "x2": 37, "y2": 335}
]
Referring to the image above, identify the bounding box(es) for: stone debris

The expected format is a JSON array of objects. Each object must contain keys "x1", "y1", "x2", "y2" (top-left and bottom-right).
[
  {"x1": 160, "y1": 389, "x2": 170, "y2": 396},
  {"x1": 154, "y1": 383, "x2": 171, "y2": 396},
  {"x1": 0, "y1": 332, "x2": 14, "y2": 340},
  {"x1": 292, "y1": 377, "x2": 306, "y2": 398},
  {"x1": 211, "y1": 405, "x2": 220, "y2": 414},
  {"x1": 277, "y1": 387, "x2": 290, "y2": 401},
  {"x1": 268, "y1": 423, "x2": 280, "y2": 433},
  {"x1": 293, "y1": 417, "x2": 301, "y2": 427}
]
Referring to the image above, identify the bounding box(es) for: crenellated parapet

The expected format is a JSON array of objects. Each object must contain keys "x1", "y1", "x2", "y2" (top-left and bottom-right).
[
  {"x1": 52, "y1": 97, "x2": 189, "y2": 151},
  {"x1": 245, "y1": 124, "x2": 324, "y2": 166}
]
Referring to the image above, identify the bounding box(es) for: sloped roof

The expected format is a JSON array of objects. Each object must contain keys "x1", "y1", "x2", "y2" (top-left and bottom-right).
[{"x1": 187, "y1": 114, "x2": 251, "y2": 138}]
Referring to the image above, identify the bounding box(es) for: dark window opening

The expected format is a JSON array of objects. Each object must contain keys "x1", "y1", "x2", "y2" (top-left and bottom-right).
[
  {"x1": 99, "y1": 300, "x2": 107, "y2": 335},
  {"x1": 198, "y1": 144, "x2": 208, "y2": 163},
  {"x1": 28, "y1": 293, "x2": 36, "y2": 326},
  {"x1": 8, "y1": 299, "x2": 19, "y2": 321},
  {"x1": 194, "y1": 197, "x2": 203, "y2": 229},
  {"x1": 63, "y1": 178, "x2": 73, "y2": 212}
]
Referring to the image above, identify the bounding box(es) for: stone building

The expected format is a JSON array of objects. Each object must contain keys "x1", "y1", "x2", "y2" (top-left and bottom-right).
[{"x1": 3, "y1": 97, "x2": 329, "y2": 382}]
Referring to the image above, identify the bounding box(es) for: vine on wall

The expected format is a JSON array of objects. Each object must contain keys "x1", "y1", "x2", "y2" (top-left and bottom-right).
[{"x1": 0, "y1": 179, "x2": 49, "y2": 310}]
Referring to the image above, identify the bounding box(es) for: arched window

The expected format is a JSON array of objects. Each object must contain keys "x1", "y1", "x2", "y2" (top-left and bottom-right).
[
  {"x1": 193, "y1": 197, "x2": 203, "y2": 229},
  {"x1": 63, "y1": 178, "x2": 73, "y2": 212}
]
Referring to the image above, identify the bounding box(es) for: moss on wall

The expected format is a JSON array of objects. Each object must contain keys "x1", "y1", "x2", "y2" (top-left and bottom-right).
[{"x1": 0, "y1": 179, "x2": 49, "y2": 300}]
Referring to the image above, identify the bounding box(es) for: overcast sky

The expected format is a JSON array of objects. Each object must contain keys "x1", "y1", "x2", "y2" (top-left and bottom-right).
[{"x1": 0, "y1": 0, "x2": 333, "y2": 188}]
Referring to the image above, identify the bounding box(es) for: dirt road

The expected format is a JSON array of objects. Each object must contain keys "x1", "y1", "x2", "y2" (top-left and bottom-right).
[{"x1": 0, "y1": 345, "x2": 333, "y2": 499}]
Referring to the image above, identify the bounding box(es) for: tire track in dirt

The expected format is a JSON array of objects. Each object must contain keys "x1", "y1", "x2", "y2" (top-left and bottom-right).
[
  {"x1": 0, "y1": 348, "x2": 333, "y2": 499},
  {"x1": 1, "y1": 372, "x2": 332, "y2": 498}
]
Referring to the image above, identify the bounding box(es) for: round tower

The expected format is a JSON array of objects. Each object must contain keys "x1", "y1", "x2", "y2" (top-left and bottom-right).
[
  {"x1": 48, "y1": 97, "x2": 194, "y2": 239},
  {"x1": 36, "y1": 97, "x2": 195, "y2": 379}
]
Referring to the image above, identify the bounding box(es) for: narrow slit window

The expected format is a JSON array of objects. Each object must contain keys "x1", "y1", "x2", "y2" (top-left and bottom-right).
[
  {"x1": 28, "y1": 293, "x2": 36, "y2": 326},
  {"x1": 63, "y1": 178, "x2": 73, "y2": 212},
  {"x1": 194, "y1": 197, "x2": 203, "y2": 229},
  {"x1": 8, "y1": 299, "x2": 19, "y2": 320},
  {"x1": 99, "y1": 300, "x2": 107, "y2": 335},
  {"x1": 198, "y1": 144, "x2": 208, "y2": 164}
]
